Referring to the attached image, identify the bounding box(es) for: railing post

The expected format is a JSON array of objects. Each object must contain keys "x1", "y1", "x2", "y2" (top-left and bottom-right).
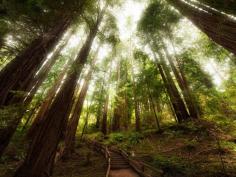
[{"x1": 141, "y1": 164, "x2": 145, "y2": 172}]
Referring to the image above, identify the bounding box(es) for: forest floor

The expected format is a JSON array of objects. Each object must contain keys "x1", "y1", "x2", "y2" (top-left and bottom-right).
[
  {"x1": 87, "y1": 120, "x2": 236, "y2": 177},
  {"x1": 109, "y1": 169, "x2": 140, "y2": 177},
  {"x1": 53, "y1": 143, "x2": 107, "y2": 177},
  {"x1": 1, "y1": 119, "x2": 236, "y2": 177},
  {"x1": 0, "y1": 142, "x2": 107, "y2": 177}
]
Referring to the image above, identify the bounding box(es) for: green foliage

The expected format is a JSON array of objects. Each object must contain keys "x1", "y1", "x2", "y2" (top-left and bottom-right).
[
  {"x1": 178, "y1": 50, "x2": 214, "y2": 90},
  {"x1": 138, "y1": 0, "x2": 180, "y2": 35},
  {"x1": 167, "y1": 121, "x2": 210, "y2": 137},
  {"x1": 196, "y1": 34, "x2": 235, "y2": 64},
  {"x1": 86, "y1": 132, "x2": 104, "y2": 142},
  {"x1": 108, "y1": 133, "x2": 126, "y2": 144},
  {"x1": 127, "y1": 132, "x2": 143, "y2": 145},
  {"x1": 98, "y1": 12, "x2": 120, "y2": 47},
  {"x1": 152, "y1": 155, "x2": 194, "y2": 176},
  {"x1": 0, "y1": 105, "x2": 24, "y2": 128},
  {"x1": 0, "y1": 19, "x2": 8, "y2": 37},
  {"x1": 103, "y1": 132, "x2": 144, "y2": 146},
  {"x1": 183, "y1": 139, "x2": 198, "y2": 152}
]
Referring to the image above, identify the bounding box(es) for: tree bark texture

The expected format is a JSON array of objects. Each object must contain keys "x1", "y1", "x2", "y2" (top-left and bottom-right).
[
  {"x1": 167, "y1": 0, "x2": 236, "y2": 56},
  {"x1": 62, "y1": 68, "x2": 93, "y2": 158},
  {"x1": 101, "y1": 94, "x2": 109, "y2": 135},
  {"x1": 13, "y1": 7, "x2": 105, "y2": 177},
  {"x1": 0, "y1": 15, "x2": 72, "y2": 107}
]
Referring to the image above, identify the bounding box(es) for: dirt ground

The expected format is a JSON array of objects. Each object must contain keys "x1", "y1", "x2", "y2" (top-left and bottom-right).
[
  {"x1": 53, "y1": 144, "x2": 107, "y2": 177},
  {"x1": 109, "y1": 169, "x2": 140, "y2": 177},
  {"x1": 130, "y1": 121, "x2": 236, "y2": 177},
  {"x1": 0, "y1": 143, "x2": 107, "y2": 177}
]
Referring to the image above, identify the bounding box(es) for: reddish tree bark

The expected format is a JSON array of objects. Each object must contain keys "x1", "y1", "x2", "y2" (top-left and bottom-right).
[
  {"x1": 13, "y1": 7, "x2": 106, "y2": 177},
  {"x1": 0, "y1": 33, "x2": 74, "y2": 157},
  {"x1": 23, "y1": 31, "x2": 73, "y2": 105},
  {"x1": 134, "y1": 100, "x2": 141, "y2": 132},
  {"x1": 147, "y1": 86, "x2": 161, "y2": 131},
  {"x1": 0, "y1": 15, "x2": 72, "y2": 106},
  {"x1": 101, "y1": 93, "x2": 109, "y2": 135},
  {"x1": 112, "y1": 60, "x2": 121, "y2": 132},
  {"x1": 0, "y1": 16, "x2": 73, "y2": 158},
  {"x1": 62, "y1": 68, "x2": 93, "y2": 158},
  {"x1": 112, "y1": 106, "x2": 121, "y2": 132},
  {"x1": 26, "y1": 69, "x2": 67, "y2": 140},
  {"x1": 167, "y1": 0, "x2": 236, "y2": 56},
  {"x1": 153, "y1": 51, "x2": 190, "y2": 122},
  {"x1": 161, "y1": 43, "x2": 200, "y2": 119}
]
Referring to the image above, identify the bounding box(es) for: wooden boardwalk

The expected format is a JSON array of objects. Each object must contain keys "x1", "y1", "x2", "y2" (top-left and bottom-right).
[
  {"x1": 86, "y1": 140, "x2": 162, "y2": 177},
  {"x1": 109, "y1": 151, "x2": 140, "y2": 177},
  {"x1": 109, "y1": 169, "x2": 140, "y2": 177}
]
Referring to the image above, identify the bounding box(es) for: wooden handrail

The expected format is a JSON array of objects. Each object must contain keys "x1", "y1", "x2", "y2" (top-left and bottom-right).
[
  {"x1": 84, "y1": 139, "x2": 162, "y2": 177},
  {"x1": 105, "y1": 147, "x2": 111, "y2": 177},
  {"x1": 86, "y1": 139, "x2": 111, "y2": 177}
]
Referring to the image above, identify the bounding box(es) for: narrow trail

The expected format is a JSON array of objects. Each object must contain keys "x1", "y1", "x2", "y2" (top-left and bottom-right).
[{"x1": 109, "y1": 151, "x2": 140, "y2": 177}]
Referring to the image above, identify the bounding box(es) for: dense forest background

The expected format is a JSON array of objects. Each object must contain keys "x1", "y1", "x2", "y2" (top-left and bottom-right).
[{"x1": 0, "y1": 0, "x2": 236, "y2": 177}]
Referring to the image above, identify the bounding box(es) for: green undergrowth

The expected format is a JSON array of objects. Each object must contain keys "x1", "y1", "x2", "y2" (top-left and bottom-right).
[
  {"x1": 85, "y1": 131, "x2": 145, "y2": 151},
  {"x1": 152, "y1": 155, "x2": 195, "y2": 177},
  {"x1": 53, "y1": 143, "x2": 107, "y2": 177},
  {"x1": 148, "y1": 153, "x2": 234, "y2": 177},
  {"x1": 0, "y1": 128, "x2": 27, "y2": 162},
  {"x1": 87, "y1": 120, "x2": 236, "y2": 177},
  {"x1": 106, "y1": 132, "x2": 144, "y2": 151},
  {"x1": 0, "y1": 128, "x2": 31, "y2": 177}
]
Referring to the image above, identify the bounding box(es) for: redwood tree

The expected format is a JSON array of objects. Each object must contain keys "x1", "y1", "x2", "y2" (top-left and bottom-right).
[
  {"x1": 62, "y1": 59, "x2": 96, "y2": 158},
  {"x1": 167, "y1": 0, "x2": 236, "y2": 56},
  {"x1": 0, "y1": 24, "x2": 75, "y2": 158},
  {"x1": 0, "y1": 15, "x2": 72, "y2": 106},
  {"x1": 13, "y1": 4, "x2": 106, "y2": 177}
]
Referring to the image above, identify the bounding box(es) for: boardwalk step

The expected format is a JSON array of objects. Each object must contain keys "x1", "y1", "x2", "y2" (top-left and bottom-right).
[
  {"x1": 110, "y1": 165, "x2": 130, "y2": 169},
  {"x1": 109, "y1": 151, "x2": 132, "y2": 170}
]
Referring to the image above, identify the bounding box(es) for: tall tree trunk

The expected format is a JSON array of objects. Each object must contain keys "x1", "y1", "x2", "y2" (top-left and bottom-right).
[
  {"x1": 147, "y1": 86, "x2": 161, "y2": 131},
  {"x1": 21, "y1": 90, "x2": 47, "y2": 132},
  {"x1": 14, "y1": 7, "x2": 105, "y2": 177},
  {"x1": 152, "y1": 50, "x2": 189, "y2": 122},
  {"x1": 23, "y1": 31, "x2": 71, "y2": 106},
  {"x1": 161, "y1": 41, "x2": 200, "y2": 119},
  {"x1": 0, "y1": 15, "x2": 72, "y2": 106},
  {"x1": 170, "y1": 39, "x2": 202, "y2": 117},
  {"x1": 101, "y1": 94, "x2": 109, "y2": 135},
  {"x1": 23, "y1": 30, "x2": 73, "y2": 105},
  {"x1": 156, "y1": 62, "x2": 180, "y2": 122},
  {"x1": 0, "y1": 16, "x2": 74, "y2": 158},
  {"x1": 112, "y1": 107, "x2": 121, "y2": 132},
  {"x1": 158, "y1": 52, "x2": 190, "y2": 121},
  {"x1": 112, "y1": 59, "x2": 121, "y2": 132},
  {"x1": 80, "y1": 92, "x2": 95, "y2": 141},
  {"x1": 26, "y1": 69, "x2": 67, "y2": 140},
  {"x1": 62, "y1": 48, "x2": 99, "y2": 157},
  {"x1": 62, "y1": 68, "x2": 93, "y2": 158},
  {"x1": 134, "y1": 100, "x2": 141, "y2": 132},
  {"x1": 95, "y1": 89, "x2": 103, "y2": 129},
  {"x1": 130, "y1": 58, "x2": 141, "y2": 132},
  {"x1": 80, "y1": 104, "x2": 90, "y2": 141},
  {"x1": 196, "y1": 0, "x2": 236, "y2": 15},
  {"x1": 167, "y1": 0, "x2": 236, "y2": 56}
]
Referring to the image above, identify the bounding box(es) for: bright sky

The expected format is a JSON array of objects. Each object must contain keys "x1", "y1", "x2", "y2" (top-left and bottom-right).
[{"x1": 113, "y1": 1, "x2": 146, "y2": 40}]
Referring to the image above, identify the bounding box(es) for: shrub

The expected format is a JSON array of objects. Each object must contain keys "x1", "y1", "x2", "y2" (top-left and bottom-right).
[
  {"x1": 107, "y1": 133, "x2": 126, "y2": 145},
  {"x1": 153, "y1": 155, "x2": 195, "y2": 177},
  {"x1": 128, "y1": 132, "x2": 144, "y2": 145}
]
